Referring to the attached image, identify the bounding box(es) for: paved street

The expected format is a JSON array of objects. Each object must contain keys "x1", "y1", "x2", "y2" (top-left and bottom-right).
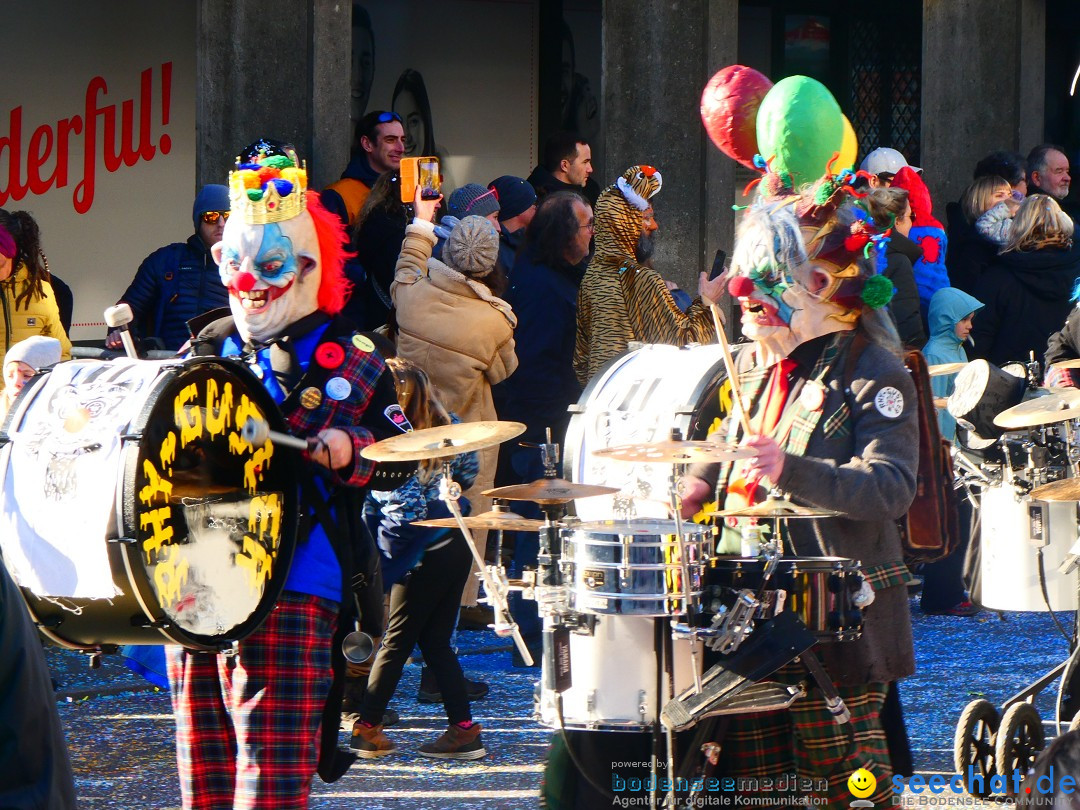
[{"x1": 49, "y1": 598, "x2": 1073, "y2": 808}]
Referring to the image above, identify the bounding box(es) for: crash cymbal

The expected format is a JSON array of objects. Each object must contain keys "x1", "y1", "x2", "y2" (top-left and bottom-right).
[
  {"x1": 360, "y1": 420, "x2": 526, "y2": 462},
  {"x1": 706, "y1": 498, "x2": 842, "y2": 519},
  {"x1": 992, "y1": 389, "x2": 1080, "y2": 429},
  {"x1": 1029, "y1": 478, "x2": 1080, "y2": 502},
  {"x1": 927, "y1": 362, "x2": 969, "y2": 377},
  {"x1": 412, "y1": 506, "x2": 545, "y2": 532},
  {"x1": 592, "y1": 440, "x2": 754, "y2": 464},
  {"x1": 483, "y1": 477, "x2": 619, "y2": 504},
  {"x1": 1050, "y1": 358, "x2": 1080, "y2": 371}
]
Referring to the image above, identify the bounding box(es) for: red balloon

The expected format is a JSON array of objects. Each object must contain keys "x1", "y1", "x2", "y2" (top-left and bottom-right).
[{"x1": 700, "y1": 65, "x2": 773, "y2": 169}]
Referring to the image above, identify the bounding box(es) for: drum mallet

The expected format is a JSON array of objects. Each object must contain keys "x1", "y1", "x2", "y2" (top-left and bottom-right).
[
  {"x1": 241, "y1": 415, "x2": 310, "y2": 452},
  {"x1": 103, "y1": 303, "x2": 140, "y2": 360}
]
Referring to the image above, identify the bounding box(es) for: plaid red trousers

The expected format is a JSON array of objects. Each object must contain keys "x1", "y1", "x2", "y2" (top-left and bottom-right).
[{"x1": 166, "y1": 593, "x2": 337, "y2": 810}]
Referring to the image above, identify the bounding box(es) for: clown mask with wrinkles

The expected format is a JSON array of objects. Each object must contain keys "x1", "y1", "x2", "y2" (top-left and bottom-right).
[{"x1": 213, "y1": 212, "x2": 321, "y2": 344}]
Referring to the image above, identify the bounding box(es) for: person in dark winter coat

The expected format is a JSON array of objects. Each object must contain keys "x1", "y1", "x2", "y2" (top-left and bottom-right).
[
  {"x1": 970, "y1": 194, "x2": 1080, "y2": 367},
  {"x1": 944, "y1": 175, "x2": 1015, "y2": 295},
  {"x1": 322, "y1": 110, "x2": 406, "y2": 229},
  {"x1": 108, "y1": 184, "x2": 231, "y2": 352},
  {"x1": 344, "y1": 170, "x2": 410, "y2": 332},
  {"x1": 526, "y1": 131, "x2": 600, "y2": 205},
  {"x1": 864, "y1": 187, "x2": 927, "y2": 348}
]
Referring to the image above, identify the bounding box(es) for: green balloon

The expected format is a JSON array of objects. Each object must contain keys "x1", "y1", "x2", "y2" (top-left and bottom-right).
[{"x1": 755, "y1": 76, "x2": 843, "y2": 188}]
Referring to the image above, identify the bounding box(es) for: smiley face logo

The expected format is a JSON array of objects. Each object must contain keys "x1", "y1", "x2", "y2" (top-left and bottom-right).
[{"x1": 848, "y1": 768, "x2": 877, "y2": 799}]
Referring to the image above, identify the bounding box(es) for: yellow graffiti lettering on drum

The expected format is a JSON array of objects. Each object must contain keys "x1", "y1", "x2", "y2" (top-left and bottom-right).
[
  {"x1": 248, "y1": 493, "x2": 282, "y2": 552},
  {"x1": 230, "y1": 395, "x2": 262, "y2": 455},
  {"x1": 138, "y1": 459, "x2": 173, "y2": 506},
  {"x1": 140, "y1": 506, "x2": 174, "y2": 562},
  {"x1": 236, "y1": 534, "x2": 273, "y2": 592},
  {"x1": 243, "y1": 445, "x2": 274, "y2": 494},
  {"x1": 160, "y1": 430, "x2": 177, "y2": 472},
  {"x1": 154, "y1": 546, "x2": 190, "y2": 606},
  {"x1": 206, "y1": 378, "x2": 234, "y2": 436},
  {"x1": 174, "y1": 383, "x2": 203, "y2": 446}
]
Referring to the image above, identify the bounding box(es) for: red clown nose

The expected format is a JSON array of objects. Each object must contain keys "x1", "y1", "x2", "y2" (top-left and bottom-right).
[
  {"x1": 234, "y1": 271, "x2": 258, "y2": 292},
  {"x1": 728, "y1": 275, "x2": 755, "y2": 298}
]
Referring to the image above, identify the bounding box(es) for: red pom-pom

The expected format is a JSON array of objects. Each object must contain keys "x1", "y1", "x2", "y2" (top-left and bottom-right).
[
  {"x1": 844, "y1": 233, "x2": 869, "y2": 252},
  {"x1": 256, "y1": 166, "x2": 279, "y2": 184},
  {"x1": 728, "y1": 275, "x2": 755, "y2": 298}
]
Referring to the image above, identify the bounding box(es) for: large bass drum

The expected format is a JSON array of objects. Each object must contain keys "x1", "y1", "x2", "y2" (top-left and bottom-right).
[
  {"x1": 564, "y1": 343, "x2": 729, "y2": 520},
  {"x1": 0, "y1": 356, "x2": 298, "y2": 651}
]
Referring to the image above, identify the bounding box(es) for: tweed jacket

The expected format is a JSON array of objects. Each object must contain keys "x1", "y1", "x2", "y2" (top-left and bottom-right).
[{"x1": 694, "y1": 332, "x2": 918, "y2": 686}]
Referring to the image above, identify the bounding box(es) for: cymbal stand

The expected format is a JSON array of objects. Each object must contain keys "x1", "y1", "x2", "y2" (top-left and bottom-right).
[
  {"x1": 436, "y1": 452, "x2": 535, "y2": 666},
  {"x1": 666, "y1": 434, "x2": 703, "y2": 696}
]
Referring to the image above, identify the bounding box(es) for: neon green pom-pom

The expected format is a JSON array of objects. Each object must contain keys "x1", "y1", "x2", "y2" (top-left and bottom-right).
[
  {"x1": 861, "y1": 274, "x2": 894, "y2": 309},
  {"x1": 246, "y1": 188, "x2": 264, "y2": 201},
  {"x1": 262, "y1": 155, "x2": 294, "y2": 169}
]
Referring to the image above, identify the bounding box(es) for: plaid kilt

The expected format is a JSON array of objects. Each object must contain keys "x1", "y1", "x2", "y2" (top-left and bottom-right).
[
  {"x1": 167, "y1": 593, "x2": 337, "y2": 810},
  {"x1": 715, "y1": 679, "x2": 892, "y2": 808}
]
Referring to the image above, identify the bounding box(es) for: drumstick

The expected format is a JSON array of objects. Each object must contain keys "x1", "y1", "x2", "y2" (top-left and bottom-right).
[{"x1": 709, "y1": 303, "x2": 753, "y2": 438}]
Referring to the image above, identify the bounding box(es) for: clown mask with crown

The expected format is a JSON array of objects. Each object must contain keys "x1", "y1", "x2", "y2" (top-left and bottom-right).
[{"x1": 212, "y1": 140, "x2": 350, "y2": 344}]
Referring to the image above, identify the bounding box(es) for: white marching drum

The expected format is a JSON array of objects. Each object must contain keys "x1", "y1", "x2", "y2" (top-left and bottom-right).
[
  {"x1": 565, "y1": 343, "x2": 729, "y2": 520},
  {"x1": 537, "y1": 615, "x2": 699, "y2": 732},
  {"x1": 980, "y1": 482, "x2": 1079, "y2": 612}
]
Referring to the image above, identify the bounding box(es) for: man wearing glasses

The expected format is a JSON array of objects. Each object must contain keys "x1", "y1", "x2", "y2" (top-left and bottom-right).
[
  {"x1": 107, "y1": 184, "x2": 231, "y2": 353},
  {"x1": 323, "y1": 110, "x2": 407, "y2": 228}
]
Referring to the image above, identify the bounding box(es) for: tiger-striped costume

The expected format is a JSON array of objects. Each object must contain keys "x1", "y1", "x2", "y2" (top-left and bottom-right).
[{"x1": 573, "y1": 165, "x2": 716, "y2": 386}]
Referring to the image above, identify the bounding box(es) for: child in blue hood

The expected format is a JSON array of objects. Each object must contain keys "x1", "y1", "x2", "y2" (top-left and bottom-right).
[
  {"x1": 920, "y1": 286, "x2": 984, "y2": 616},
  {"x1": 924, "y1": 286, "x2": 985, "y2": 441}
]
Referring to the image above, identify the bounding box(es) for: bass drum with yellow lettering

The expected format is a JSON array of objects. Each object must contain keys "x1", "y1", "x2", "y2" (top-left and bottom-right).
[{"x1": 0, "y1": 356, "x2": 298, "y2": 652}]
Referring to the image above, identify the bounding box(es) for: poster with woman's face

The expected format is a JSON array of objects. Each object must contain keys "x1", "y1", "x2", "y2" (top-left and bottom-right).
[{"x1": 352, "y1": 1, "x2": 539, "y2": 193}]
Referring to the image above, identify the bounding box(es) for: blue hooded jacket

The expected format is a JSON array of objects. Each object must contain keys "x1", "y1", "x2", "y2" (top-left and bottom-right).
[{"x1": 923, "y1": 287, "x2": 984, "y2": 440}]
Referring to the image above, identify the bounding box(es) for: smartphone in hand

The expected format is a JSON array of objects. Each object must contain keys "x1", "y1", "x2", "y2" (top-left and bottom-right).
[
  {"x1": 709, "y1": 248, "x2": 727, "y2": 281},
  {"x1": 400, "y1": 156, "x2": 441, "y2": 203}
]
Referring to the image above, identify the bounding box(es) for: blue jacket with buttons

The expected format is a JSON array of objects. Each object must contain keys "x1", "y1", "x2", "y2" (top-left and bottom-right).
[{"x1": 116, "y1": 234, "x2": 229, "y2": 351}]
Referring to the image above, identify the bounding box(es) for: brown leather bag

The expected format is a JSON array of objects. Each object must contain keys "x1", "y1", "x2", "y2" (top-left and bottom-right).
[{"x1": 897, "y1": 349, "x2": 961, "y2": 564}]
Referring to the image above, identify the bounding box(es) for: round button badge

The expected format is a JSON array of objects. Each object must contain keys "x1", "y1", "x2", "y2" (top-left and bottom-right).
[
  {"x1": 352, "y1": 334, "x2": 375, "y2": 353},
  {"x1": 315, "y1": 342, "x2": 345, "y2": 369},
  {"x1": 325, "y1": 376, "x2": 352, "y2": 401},
  {"x1": 299, "y1": 386, "x2": 323, "y2": 410}
]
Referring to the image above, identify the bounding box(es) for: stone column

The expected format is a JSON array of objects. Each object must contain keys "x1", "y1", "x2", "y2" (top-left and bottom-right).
[
  {"x1": 921, "y1": 0, "x2": 1045, "y2": 217},
  {"x1": 196, "y1": 0, "x2": 349, "y2": 189},
  {"x1": 602, "y1": 0, "x2": 739, "y2": 327}
]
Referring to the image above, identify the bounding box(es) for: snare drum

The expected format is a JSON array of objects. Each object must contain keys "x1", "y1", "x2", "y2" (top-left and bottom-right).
[
  {"x1": 980, "y1": 483, "x2": 1078, "y2": 612},
  {"x1": 536, "y1": 615, "x2": 698, "y2": 731},
  {"x1": 560, "y1": 519, "x2": 715, "y2": 615},
  {"x1": 705, "y1": 556, "x2": 864, "y2": 642},
  {"x1": 0, "y1": 357, "x2": 298, "y2": 651}
]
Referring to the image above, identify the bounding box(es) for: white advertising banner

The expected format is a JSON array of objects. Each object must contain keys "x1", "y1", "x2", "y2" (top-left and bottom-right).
[{"x1": 0, "y1": 2, "x2": 196, "y2": 341}]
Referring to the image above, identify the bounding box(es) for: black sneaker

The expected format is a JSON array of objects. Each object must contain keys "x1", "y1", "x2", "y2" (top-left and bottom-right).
[
  {"x1": 416, "y1": 667, "x2": 489, "y2": 703},
  {"x1": 418, "y1": 723, "x2": 486, "y2": 760}
]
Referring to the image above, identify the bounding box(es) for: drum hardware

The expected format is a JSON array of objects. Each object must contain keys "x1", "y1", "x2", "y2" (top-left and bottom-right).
[{"x1": 341, "y1": 630, "x2": 375, "y2": 664}]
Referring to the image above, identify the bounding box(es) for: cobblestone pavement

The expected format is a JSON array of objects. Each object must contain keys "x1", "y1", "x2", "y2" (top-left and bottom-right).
[{"x1": 49, "y1": 599, "x2": 1073, "y2": 808}]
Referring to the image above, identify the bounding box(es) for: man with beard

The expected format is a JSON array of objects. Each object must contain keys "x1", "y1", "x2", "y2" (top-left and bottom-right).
[
  {"x1": 573, "y1": 165, "x2": 723, "y2": 386},
  {"x1": 168, "y1": 140, "x2": 411, "y2": 809}
]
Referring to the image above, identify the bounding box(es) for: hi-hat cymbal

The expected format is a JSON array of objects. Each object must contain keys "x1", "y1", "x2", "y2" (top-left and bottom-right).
[
  {"x1": 483, "y1": 477, "x2": 619, "y2": 504},
  {"x1": 592, "y1": 440, "x2": 754, "y2": 464},
  {"x1": 360, "y1": 420, "x2": 526, "y2": 462},
  {"x1": 412, "y1": 507, "x2": 545, "y2": 532},
  {"x1": 706, "y1": 498, "x2": 842, "y2": 519},
  {"x1": 1030, "y1": 478, "x2": 1080, "y2": 502},
  {"x1": 927, "y1": 362, "x2": 969, "y2": 377},
  {"x1": 1050, "y1": 358, "x2": 1080, "y2": 371},
  {"x1": 992, "y1": 389, "x2": 1080, "y2": 429}
]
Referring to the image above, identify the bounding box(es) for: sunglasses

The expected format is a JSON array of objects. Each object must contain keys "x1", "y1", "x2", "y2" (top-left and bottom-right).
[
  {"x1": 377, "y1": 111, "x2": 403, "y2": 124},
  {"x1": 201, "y1": 211, "x2": 231, "y2": 224}
]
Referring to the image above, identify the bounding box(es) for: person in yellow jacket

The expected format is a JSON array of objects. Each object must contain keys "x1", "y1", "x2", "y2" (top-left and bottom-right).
[{"x1": 0, "y1": 210, "x2": 71, "y2": 394}]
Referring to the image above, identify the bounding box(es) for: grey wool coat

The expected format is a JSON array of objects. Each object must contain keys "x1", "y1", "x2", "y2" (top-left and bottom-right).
[{"x1": 693, "y1": 331, "x2": 919, "y2": 686}]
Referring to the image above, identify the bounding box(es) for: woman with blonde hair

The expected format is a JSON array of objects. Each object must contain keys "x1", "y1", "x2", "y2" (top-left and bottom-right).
[
  {"x1": 946, "y1": 175, "x2": 1015, "y2": 294},
  {"x1": 970, "y1": 194, "x2": 1080, "y2": 366}
]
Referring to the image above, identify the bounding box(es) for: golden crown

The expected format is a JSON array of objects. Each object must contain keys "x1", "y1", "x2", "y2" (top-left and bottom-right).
[{"x1": 229, "y1": 154, "x2": 308, "y2": 225}]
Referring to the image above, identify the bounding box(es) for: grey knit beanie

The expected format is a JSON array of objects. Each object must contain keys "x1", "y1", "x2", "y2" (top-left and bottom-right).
[
  {"x1": 443, "y1": 216, "x2": 499, "y2": 278},
  {"x1": 4, "y1": 335, "x2": 62, "y2": 371}
]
